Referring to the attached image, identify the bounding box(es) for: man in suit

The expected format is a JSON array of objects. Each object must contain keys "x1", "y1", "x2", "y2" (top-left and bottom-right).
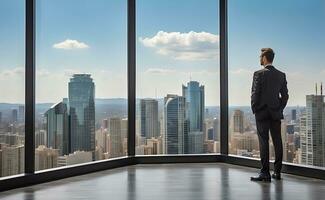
[{"x1": 250, "y1": 48, "x2": 289, "y2": 182}]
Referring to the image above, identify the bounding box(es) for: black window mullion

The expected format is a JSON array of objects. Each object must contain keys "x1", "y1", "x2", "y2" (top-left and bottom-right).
[
  {"x1": 219, "y1": 0, "x2": 229, "y2": 155},
  {"x1": 25, "y1": 0, "x2": 36, "y2": 174},
  {"x1": 127, "y1": 0, "x2": 136, "y2": 157}
]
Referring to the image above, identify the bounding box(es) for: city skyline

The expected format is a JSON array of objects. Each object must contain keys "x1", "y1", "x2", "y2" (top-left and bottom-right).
[
  {"x1": 1, "y1": 0, "x2": 324, "y2": 106},
  {"x1": 2, "y1": 74, "x2": 325, "y2": 177}
]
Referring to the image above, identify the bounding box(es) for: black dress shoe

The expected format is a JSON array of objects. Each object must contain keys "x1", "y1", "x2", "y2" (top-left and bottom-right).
[
  {"x1": 250, "y1": 173, "x2": 271, "y2": 182},
  {"x1": 272, "y1": 173, "x2": 281, "y2": 180}
]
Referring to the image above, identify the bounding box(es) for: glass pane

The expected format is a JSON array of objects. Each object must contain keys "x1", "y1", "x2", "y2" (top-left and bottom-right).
[
  {"x1": 136, "y1": 0, "x2": 220, "y2": 155},
  {"x1": 0, "y1": 0, "x2": 25, "y2": 178},
  {"x1": 35, "y1": 0, "x2": 127, "y2": 171},
  {"x1": 229, "y1": 0, "x2": 325, "y2": 167}
]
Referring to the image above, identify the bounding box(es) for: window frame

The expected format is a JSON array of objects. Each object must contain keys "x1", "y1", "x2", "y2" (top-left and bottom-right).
[{"x1": 0, "y1": 0, "x2": 324, "y2": 192}]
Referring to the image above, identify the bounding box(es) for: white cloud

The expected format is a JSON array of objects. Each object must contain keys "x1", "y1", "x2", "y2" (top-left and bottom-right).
[
  {"x1": 53, "y1": 39, "x2": 89, "y2": 50},
  {"x1": 230, "y1": 68, "x2": 254, "y2": 75},
  {"x1": 0, "y1": 67, "x2": 24, "y2": 78},
  {"x1": 181, "y1": 69, "x2": 218, "y2": 76},
  {"x1": 139, "y1": 31, "x2": 219, "y2": 61},
  {"x1": 145, "y1": 68, "x2": 176, "y2": 75},
  {"x1": 37, "y1": 69, "x2": 51, "y2": 77},
  {"x1": 63, "y1": 69, "x2": 82, "y2": 77}
]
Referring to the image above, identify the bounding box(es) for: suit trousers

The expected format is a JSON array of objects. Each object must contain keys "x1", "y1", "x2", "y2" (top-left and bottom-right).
[{"x1": 255, "y1": 111, "x2": 283, "y2": 174}]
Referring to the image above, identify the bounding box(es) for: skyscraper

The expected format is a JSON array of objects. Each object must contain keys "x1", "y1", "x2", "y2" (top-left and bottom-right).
[
  {"x1": 45, "y1": 101, "x2": 70, "y2": 156},
  {"x1": 182, "y1": 81, "x2": 204, "y2": 153},
  {"x1": 164, "y1": 94, "x2": 188, "y2": 154},
  {"x1": 207, "y1": 128, "x2": 214, "y2": 140},
  {"x1": 300, "y1": 90, "x2": 325, "y2": 167},
  {"x1": 121, "y1": 118, "x2": 128, "y2": 140},
  {"x1": 140, "y1": 99, "x2": 159, "y2": 139},
  {"x1": 213, "y1": 118, "x2": 220, "y2": 141},
  {"x1": 233, "y1": 110, "x2": 244, "y2": 133},
  {"x1": 292, "y1": 109, "x2": 297, "y2": 121},
  {"x1": 69, "y1": 74, "x2": 95, "y2": 155},
  {"x1": 182, "y1": 81, "x2": 204, "y2": 131},
  {"x1": 299, "y1": 113, "x2": 307, "y2": 163},
  {"x1": 18, "y1": 105, "x2": 25, "y2": 123},
  {"x1": 188, "y1": 131, "x2": 204, "y2": 153},
  {"x1": 102, "y1": 119, "x2": 109, "y2": 129},
  {"x1": 109, "y1": 117, "x2": 123, "y2": 158},
  {"x1": 11, "y1": 109, "x2": 18, "y2": 123}
]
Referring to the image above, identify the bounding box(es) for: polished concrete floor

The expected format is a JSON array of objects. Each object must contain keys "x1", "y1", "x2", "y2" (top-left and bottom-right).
[{"x1": 1, "y1": 163, "x2": 325, "y2": 200}]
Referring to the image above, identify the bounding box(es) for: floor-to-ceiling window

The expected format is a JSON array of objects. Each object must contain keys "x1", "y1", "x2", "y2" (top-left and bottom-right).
[
  {"x1": 228, "y1": 0, "x2": 325, "y2": 167},
  {"x1": 136, "y1": 0, "x2": 220, "y2": 155},
  {"x1": 0, "y1": 0, "x2": 25, "y2": 178},
  {"x1": 35, "y1": 0, "x2": 128, "y2": 171}
]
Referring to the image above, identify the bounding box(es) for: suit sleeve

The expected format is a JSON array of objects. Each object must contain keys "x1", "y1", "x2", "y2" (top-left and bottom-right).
[
  {"x1": 251, "y1": 72, "x2": 261, "y2": 114},
  {"x1": 279, "y1": 73, "x2": 289, "y2": 110}
]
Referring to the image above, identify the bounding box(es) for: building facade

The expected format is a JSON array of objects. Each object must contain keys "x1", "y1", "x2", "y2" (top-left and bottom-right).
[{"x1": 69, "y1": 74, "x2": 95, "y2": 155}]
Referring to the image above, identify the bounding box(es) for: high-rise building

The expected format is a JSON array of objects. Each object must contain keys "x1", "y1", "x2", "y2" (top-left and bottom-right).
[
  {"x1": 0, "y1": 111, "x2": 2, "y2": 125},
  {"x1": 299, "y1": 113, "x2": 307, "y2": 164},
  {"x1": 182, "y1": 81, "x2": 204, "y2": 131},
  {"x1": 140, "y1": 99, "x2": 159, "y2": 138},
  {"x1": 182, "y1": 81, "x2": 204, "y2": 153},
  {"x1": 11, "y1": 109, "x2": 18, "y2": 123},
  {"x1": 35, "y1": 145, "x2": 59, "y2": 171},
  {"x1": 300, "y1": 92, "x2": 325, "y2": 167},
  {"x1": 230, "y1": 132, "x2": 259, "y2": 156},
  {"x1": 0, "y1": 133, "x2": 20, "y2": 146},
  {"x1": 287, "y1": 124, "x2": 295, "y2": 135},
  {"x1": 95, "y1": 129, "x2": 107, "y2": 153},
  {"x1": 45, "y1": 101, "x2": 70, "y2": 156},
  {"x1": 18, "y1": 106, "x2": 25, "y2": 123},
  {"x1": 292, "y1": 109, "x2": 297, "y2": 121},
  {"x1": 164, "y1": 94, "x2": 188, "y2": 154},
  {"x1": 102, "y1": 119, "x2": 109, "y2": 129},
  {"x1": 69, "y1": 74, "x2": 95, "y2": 155},
  {"x1": 109, "y1": 118, "x2": 123, "y2": 158},
  {"x1": 0, "y1": 144, "x2": 24, "y2": 177},
  {"x1": 213, "y1": 118, "x2": 220, "y2": 141},
  {"x1": 233, "y1": 110, "x2": 244, "y2": 133},
  {"x1": 122, "y1": 137, "x2": 128, "y2": 155},
  {"x1": 121, "y1": 118, "x2": 128, "y2": 139},
  {"x1": 281, "y1": 121, "x2": 288, "y2": 162},
  {"x1": 146, "y1": 137, "x2": 163, "y2": 154},
  {"x1": 207, "y1": 128, "x2": 214, "y2": 140},
  {"x1": 35, "y1": 130, "x2": 47, "y2": 148},
  {"x1": 188, "y1": 131, "x2": 204, "y2": 153}
]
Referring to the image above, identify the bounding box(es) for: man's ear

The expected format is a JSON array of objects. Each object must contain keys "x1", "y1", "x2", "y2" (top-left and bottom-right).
[{"x1": 262, "y1": 56, "x2": 266, "y2": 64}]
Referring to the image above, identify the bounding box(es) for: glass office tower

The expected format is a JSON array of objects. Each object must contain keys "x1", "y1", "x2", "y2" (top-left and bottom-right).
[
  {"x1": 45, "y1": 101, "x2": 70, "y2": 156},
  {"x1": 69, "y1": 74, "x2": 95, "y2": 155},
  {"x1": 140, "y1": 99, "x2": 159, "y2": 139},
  {"x1": 164, "y1": 95, "x2": 188, "y2": 154},
  {"x1": 182, "y1": 81, "x2": 205, "y2": 153}
]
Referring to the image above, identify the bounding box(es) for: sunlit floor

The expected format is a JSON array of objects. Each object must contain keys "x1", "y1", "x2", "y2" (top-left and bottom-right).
[{"x1": 1, "y1": 163, "x2": 325, "y2": 200}]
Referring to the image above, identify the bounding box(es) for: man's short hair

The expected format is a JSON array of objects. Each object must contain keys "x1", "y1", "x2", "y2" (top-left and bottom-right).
[{"x1": 261, "y1": 48, "x2": 275, "y2": 63}]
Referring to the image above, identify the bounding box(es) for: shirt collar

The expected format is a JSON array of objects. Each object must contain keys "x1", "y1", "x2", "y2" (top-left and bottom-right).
[{"x1": 264, "y1": 64, "x2": 273, "y2": 69}]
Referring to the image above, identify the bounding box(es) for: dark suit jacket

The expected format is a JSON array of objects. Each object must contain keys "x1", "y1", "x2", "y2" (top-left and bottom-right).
[{"x1": 251, "y1": 65, "x2": 289, "y2": 121}]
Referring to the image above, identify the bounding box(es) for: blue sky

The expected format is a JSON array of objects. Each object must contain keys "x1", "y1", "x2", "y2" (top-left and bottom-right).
[
  {"x1": 0, "y1": 0, "x2": 324, "y2": 106},
  {"x1": 228, "y1": 0, "x2": 325, "y2": 106}
]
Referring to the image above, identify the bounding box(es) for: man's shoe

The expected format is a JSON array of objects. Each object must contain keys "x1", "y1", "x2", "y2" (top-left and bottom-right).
[
  {"x1": 250, "y1": 173, "x2": 271, "y2": 182},
  {"x1": 271, "y1": 173, "x2": 281, "y2": 180}
]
